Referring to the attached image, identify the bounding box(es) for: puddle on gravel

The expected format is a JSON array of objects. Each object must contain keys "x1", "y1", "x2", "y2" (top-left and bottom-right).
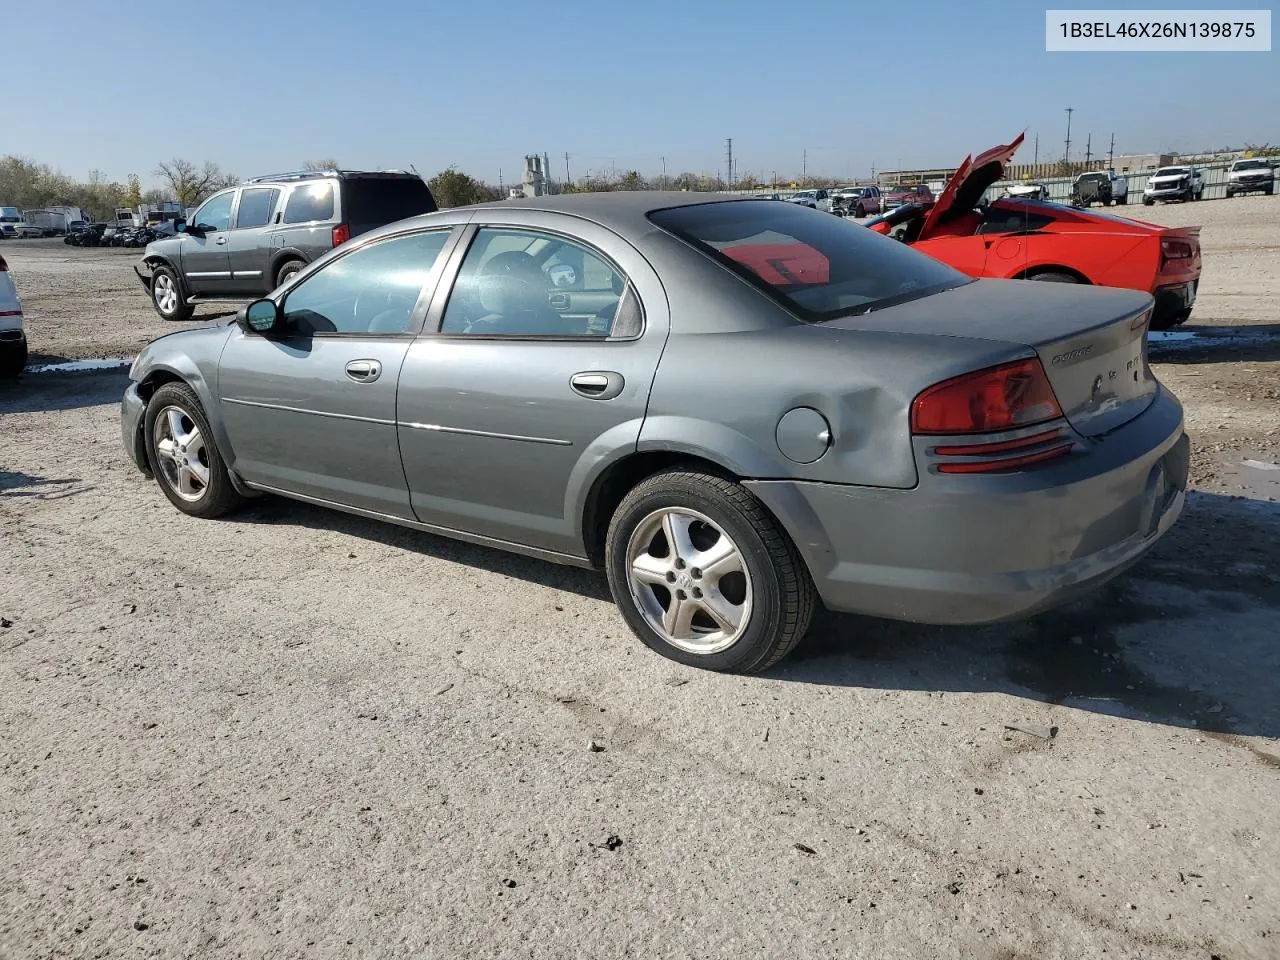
[{"x1": 26, "y1": 357, "x2": 132, "y2": 375}]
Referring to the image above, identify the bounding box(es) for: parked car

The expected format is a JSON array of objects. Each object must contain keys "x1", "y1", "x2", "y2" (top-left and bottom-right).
[
  {"x1": 68, "y1": 223, "x2": 108, "y2": 247},
  {"x1": 866, "y1": 133, "x2": 1202, "y2": 329},
  {"x1": 0, "y1": 206, "x2": 21, "y2": 239},
  {"x1": 0, "y1": 252, "x2": 26, "y2": 378},
  {"x1": 1072, "y1": 170, "x2": 1128, "y2": 206},
  {"x1": 13, "y1": 223, "x2": 45, "y2": 239},
  {"x1": 121, "y1": 192, "x2": 1187, "y2": 673},
  {"x1": 831, "y1": 186, "x2": 881, "y2": 218},
  {"x1": 1225, "y1": 158, "x2": 1275, "y2": 197},
  {"x1": 135, "y1": 169, "x2": 438, "y2": 322},
  {"x1": 787, "y1": 189, "x2": 831, "y2": 212},
  {"x1": 1143, "y1": 166, "x2": 1204, "y2": 204},
  {"x1": 1005, "y1": 182, "x2": 1048, "y2": 200},
  {"x1": 883, "y1": 183, "x2": 933, "y2": 211}
]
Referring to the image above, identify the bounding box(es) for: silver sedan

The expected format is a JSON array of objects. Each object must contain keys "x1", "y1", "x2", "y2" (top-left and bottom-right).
[{"x1": 121, "y1": 193, "x2": 1187, "y2": 672}]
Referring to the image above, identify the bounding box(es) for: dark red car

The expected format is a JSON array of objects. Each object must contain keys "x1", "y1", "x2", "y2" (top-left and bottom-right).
[{"x1": 867, "y1": 134, "x2": 1202, "y2": 329}]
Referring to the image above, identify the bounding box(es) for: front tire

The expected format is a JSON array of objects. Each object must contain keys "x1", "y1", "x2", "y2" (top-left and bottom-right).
[
  {"x1": 605, "y1": 469, "x2": 817, "y2": 673},
  {"x1": 144, "y1": 382, "x2": 244, "y2": 519},
  {"x1": 150, "y1": 265, "x2": 193, "y2": 322}
]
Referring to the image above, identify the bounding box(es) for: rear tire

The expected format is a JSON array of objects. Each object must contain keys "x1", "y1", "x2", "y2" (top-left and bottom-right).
[
  {"x1": 0, "y1": 340, "x2": 27, "y2": 379},
  {"x1": 1143, "y1": 197, "x2": 1154, "y2": 206},
  {"x1": 1027, "y1": 271, "x2": 1080, "y2": 284},
  {"x1": 150, "y1": 265, "x2": 193, "y2": 322},
  {"x1": 144, "y1": 382, "x2": 245, "y2": 519},
  {"x1": 605, "y1": 469, "x2": 817, "y2": 674},
  {"x1": 274, "y1": 259, "x2": 305, "y2": 289}
]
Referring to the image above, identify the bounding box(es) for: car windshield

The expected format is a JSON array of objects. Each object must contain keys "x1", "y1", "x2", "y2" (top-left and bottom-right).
[
  {"x1": 650, "y1": 200, "x2": 968, "y2": 323},
  {"x1": 1233, "y1": 160, "x2": 1269, "y2": 171},
  {"x1": 1078, "y1": 173, "x2": 1106, "y2": 182},
  {"x1": 1156, "y1": 168, "x2": 1189, "y2": 177},
  {"x1": 888, "y1": 185, "x2": 918, "y2": 194}
]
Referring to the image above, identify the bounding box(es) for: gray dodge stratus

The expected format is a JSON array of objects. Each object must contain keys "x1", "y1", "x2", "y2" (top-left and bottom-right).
[{"x1": 121, "y1": 193, "x2": 1188, "y2": 673}]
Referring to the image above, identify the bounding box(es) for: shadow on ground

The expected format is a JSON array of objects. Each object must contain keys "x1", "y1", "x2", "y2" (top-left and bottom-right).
[
  {"x1": 0, "y1": 369, "x2": 127, "y2": 415},
  {"x1": 231, "y1": 486, "x2": 1280, "y2": 743},
  {"x1": 1148, "y1": 323, "x2": 1280, "y2": 364}
]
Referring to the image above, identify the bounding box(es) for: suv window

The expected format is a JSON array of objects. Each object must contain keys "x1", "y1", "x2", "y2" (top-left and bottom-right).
[
  {"x1": 281, "y1": 230, "x2": 451, "y2": 336},
  {"x1": 343, "y1": 177, "x2": 437, "y2": 225},
  {"x1": 440, "y1": 227, "x2": 634, "y2": 337},
  {"x1": 283, "y1": 182, "x2": 335, "y2": 224},
  {"x1": 650, "y1": 200, "x2": 967, "y2": 322},
  {"x1": 235, "y1": 188, "x2": 279, "y2": 229},
  {"x1": 191, "y1": 192, "x2": 233, "y2": 232}
]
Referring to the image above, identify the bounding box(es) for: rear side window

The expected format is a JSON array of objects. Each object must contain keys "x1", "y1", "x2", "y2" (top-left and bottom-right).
[
  {"x1": 977, "y1": 209, "x2": 1055, "y2": 235},
  {"x1": 283, "y1": 182, "x2": 335, "y2": 224},
  {"x1": 650, "y1": 200, "x2": 967, "y2": 322},
  {"x1": 343, "y1": 177, "x2": 437, "y2": 225},
  {"x1": 235, "y1": 188, "x2": 279, "y2": 229}
]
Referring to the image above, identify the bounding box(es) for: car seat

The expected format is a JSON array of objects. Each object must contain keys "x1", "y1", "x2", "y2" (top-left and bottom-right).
[{"x1": 469, "y1": 251, "x2": 574, "y2": 335}]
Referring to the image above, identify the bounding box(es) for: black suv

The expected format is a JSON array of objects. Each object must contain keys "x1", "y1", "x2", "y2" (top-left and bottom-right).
[{"x1": 136, "y1": 170, "x2": 437, "y2": 321}]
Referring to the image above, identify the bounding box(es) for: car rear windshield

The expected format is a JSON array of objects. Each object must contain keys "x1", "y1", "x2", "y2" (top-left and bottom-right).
[
  {"x1": 343, "y1": 177, "x2": 438, "y2": 225},
  {"x1": 649, "y1": 200, "x2": 968, "y2": 323},
  {"x1": 1077, "y1": 173, "x2": 1106, "y2": 182}
]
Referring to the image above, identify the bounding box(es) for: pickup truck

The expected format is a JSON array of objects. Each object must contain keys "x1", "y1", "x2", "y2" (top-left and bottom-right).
[
  {"x1": 1143, "y1": 166, "x2": 1204, "y2": 204},
  {"x1": 1225, "y1": 158, "x2": 1275, "y2": 197},
  {"x1": 1072, "y1": 170, "x2": 1128, "y2": 206},
  {"x1": 787, "y1": 189, "x2": 831, "y2": 212}
]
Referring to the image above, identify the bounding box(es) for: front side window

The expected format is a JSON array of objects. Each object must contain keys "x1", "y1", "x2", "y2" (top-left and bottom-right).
[
  {"x1": 235, "y1": 188, "x2": 279, "y2": 229},
  {"x1": 440, "y1": 227, "x2": 635, "y2": 337},
  {"x1": 191, "y1": 192, "x2": 233, "y2": 232},
  {"x1": 650, "y1": 200, "x2": 968, "y2": 323},
  {"x1": 281, "y1": 230, "x2": 450, "y2": 335},
  {"x1": 283, "y1": 182, "x2": 335, "y2": 224}
]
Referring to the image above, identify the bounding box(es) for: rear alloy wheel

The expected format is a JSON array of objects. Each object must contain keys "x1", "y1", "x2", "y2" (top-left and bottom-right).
[
  {"x1": 150, "y1": 265, "x2": 193, "y2": 322},
  {"x1": 605, "y1": 469, "x2": 816, "y2": 673},
  {"x1": 275, "y1": 260, "x2": 304, "y2": 288},
  {"x1": 145, "y1": 382, "x2": 245, "y2": 519}
]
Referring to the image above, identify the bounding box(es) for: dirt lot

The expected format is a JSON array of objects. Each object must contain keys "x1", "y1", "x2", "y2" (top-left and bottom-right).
[{"x1": 2, "y1": 197, "x2": 1279, "y2": 959}]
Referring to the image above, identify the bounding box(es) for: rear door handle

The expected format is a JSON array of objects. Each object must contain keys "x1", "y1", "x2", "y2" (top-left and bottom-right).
[
  {"x1": 570, "y1": 371, "x2": 624, "y2": 400},
  {"x1": 345, "y1": 359, "x2": 382, "y2": 383}
]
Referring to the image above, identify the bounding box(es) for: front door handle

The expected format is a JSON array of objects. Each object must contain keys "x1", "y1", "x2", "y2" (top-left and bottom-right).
[
  {"x1": 215, "y1": 236, "x2": 227, "y2": 245},
  {"x1": 345, "y1": 359, "x2": 382, "y2": 383},
  {"x1": 570, "y1": 371, "x2": 624, "y2": 400}
]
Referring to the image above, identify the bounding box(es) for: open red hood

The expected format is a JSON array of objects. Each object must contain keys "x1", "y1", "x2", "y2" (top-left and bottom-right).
[{"x1": 918, "y1": 132, "x2": 1024, "y2": 241}]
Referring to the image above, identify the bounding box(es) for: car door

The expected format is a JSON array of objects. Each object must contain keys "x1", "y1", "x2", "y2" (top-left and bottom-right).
[
  {"x1": 396, "y1": 217, "x2": 670, "y2": 559},
  {"x1": 225, "y1": 186, "x2": 280, "y2": 296},
  {"x1": 217, "y1": 226, "x2": 459, "y2": 518},
  {"x1": 179, "y1": 190, "x2": 235, "y2": 294}
]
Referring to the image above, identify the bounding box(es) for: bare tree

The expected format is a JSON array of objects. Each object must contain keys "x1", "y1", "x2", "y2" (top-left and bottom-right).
[
  {"x1": 302, "y1": 159, "x2": 340, "y2": 171},
  {"x1": 153, "y1": 158, "x2": 238, "y2": 208}
]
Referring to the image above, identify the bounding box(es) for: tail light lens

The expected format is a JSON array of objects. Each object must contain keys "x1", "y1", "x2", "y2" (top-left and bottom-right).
[
  {"x1": 911, "y1": 358, "x2": 1063, "y2": 435},
  {"x1": 1161, "y1": 238, "x2": 1193, "y2": 260},
  {"x1": 331, "y1": 224, "x2": 351, "y2": 247}
]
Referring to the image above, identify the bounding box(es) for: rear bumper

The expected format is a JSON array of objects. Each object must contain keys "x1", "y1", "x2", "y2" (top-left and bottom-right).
[
  {"x1": 1227, "y1": 179, "x2": 1273, "y2": 192},
  {"x1": 746, "y1": 387, "x2": 1187, "y2": 625},
  {"x1": 1152, "y1": 279, "x2": 1197, "y2": 325},
  {"x1": 121, "y1": 382, "x2": 151, "y2": 476}
]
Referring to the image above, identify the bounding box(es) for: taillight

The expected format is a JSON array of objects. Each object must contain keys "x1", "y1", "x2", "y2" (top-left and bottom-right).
[
  {"x1": 1161, "y1": 238, "x2": 1193, "y2": 261},
  {"x1": 911, "y1": 358, "x2": 1063, "y2": 435},
  {"x1": 331, "y1": 224, "x2": 351, "y2": 247}
]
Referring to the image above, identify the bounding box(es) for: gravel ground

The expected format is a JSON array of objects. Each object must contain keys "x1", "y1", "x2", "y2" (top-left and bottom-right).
[{"x1": 1, "y1": 196, "x2": 1278, "y2": 959}]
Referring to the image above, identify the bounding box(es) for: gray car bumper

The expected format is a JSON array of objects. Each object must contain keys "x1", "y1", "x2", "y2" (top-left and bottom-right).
[
  {"x1": 121, "y1": 382, "x2": 151, "y2": 476},
  {"x1": 746, "y1": 388, "x2": 1187, "y2": 625}
]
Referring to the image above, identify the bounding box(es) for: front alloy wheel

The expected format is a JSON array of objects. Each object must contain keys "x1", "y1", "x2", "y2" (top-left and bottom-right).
[
  {"x1": 153, "y1": 405, "x2": 210, "y2": 502},
  {"x1": 144, "y1": 382, "x2": 244, "y2": 518}
]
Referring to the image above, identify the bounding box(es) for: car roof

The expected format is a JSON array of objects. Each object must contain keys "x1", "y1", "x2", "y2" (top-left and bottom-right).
[{"x1": 409, "y1": 191, "x2": 745, "y2": 234}]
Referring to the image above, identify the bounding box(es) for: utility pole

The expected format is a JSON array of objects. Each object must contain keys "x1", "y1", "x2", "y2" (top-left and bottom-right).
[
  {"x1": 725, "y1": 138, "x2": 734, "y2": 189},
  {"x1": 1034, "y1": 133, "x2": 1039, "y2": 166},
  {"x1": 1107, "y1": 132, "x2": 1116, "y2": 169},
  {"x1": 1084, "y1": 133, "x2": 1092, "y2": 168},
  {"x1": 1064, "y1": 107, "x2": 1074, "y2": 168},
  {"x1": 661, "y1": 155, "x2": 666, "y2": 185},
  {"x1": 802, "y1": 149, "x2": 807, "y2": 183},
  {"x1": 498, "y1": 168, "x2": 504, "y2": 192},
  {"x1": 563, "y1": 152, "x2": 570, "y2": 184}
]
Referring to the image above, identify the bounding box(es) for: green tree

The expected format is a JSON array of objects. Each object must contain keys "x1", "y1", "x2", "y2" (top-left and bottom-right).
[
  {"x1": 153, "y1": 158, "x2": 238, "y2": 208},
  {"x1": 615, "y1": 170, "x2": 647, "y2": 191},
  {"x1": 123, "y1": 174, "x2": 143, "y2": 208},
  {"x1": 672, "y1": 172, "x2": 699, "y2": 192},
  {"x1": 428, "y1": 167, "x2": 501, "y2": 207}
]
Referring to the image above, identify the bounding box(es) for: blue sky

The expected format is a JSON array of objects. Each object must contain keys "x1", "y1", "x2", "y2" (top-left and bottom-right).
[{"x1": 6, "y1": 0, "x2": 1276, "y2": 187}]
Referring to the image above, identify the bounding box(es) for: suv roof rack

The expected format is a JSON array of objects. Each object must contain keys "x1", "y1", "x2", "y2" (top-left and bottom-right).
[{"x1": 244, "y1": 168, "x2": 419, "y2": 184}]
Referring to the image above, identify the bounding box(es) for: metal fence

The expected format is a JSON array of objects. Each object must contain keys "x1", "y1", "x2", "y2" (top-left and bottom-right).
[{"x1": 990, "y1": 161, "x2": 1266, "y2": 204}]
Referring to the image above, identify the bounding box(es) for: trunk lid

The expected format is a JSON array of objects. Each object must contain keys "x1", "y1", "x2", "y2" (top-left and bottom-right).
[
  {"x1": 917, "y1": 133, "x2": 1024, "y2": 241},
  {"x1": 824, "y1": 278, "x2": 1157, "y2": 437}
]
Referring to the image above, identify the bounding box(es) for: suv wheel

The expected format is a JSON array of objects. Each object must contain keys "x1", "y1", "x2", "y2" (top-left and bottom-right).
[
  {"x1": 150, "y1": 265, "x2": 193, "y2": 322},
  {"x1": 605, "y1": 469, "x2": 817, "y2": 673},
  {"x1": 275, "y1": 259, "x2": 305, "y2": 288}
]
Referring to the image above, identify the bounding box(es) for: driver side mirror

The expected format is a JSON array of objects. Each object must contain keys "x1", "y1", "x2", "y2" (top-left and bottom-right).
[{"x1": 238, "y1": 298, "x2": 282, "y2": 336}]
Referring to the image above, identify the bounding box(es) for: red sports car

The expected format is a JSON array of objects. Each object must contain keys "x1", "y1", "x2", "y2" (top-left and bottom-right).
[{"x1": 866, "y1": 134, "x2": 1202, "y2": 329}]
